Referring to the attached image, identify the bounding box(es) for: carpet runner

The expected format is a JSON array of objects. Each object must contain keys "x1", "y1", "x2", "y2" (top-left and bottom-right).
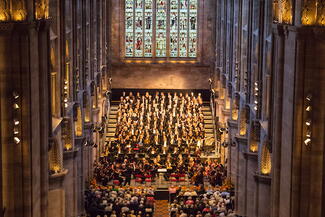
[{"x1": 154, "y1": 200, "x2": 169, "y2": 217}]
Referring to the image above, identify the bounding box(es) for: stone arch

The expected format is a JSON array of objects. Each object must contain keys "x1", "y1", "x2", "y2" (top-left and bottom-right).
[
  {"x1": 90, "y1": 81, "x2": 98, "y2": 109},
  {"x1": 62, "y1": 118, "x2": 73, "y2": 151},
  {"x1": 96, "y1": 73, "x2": 102, "y2": 101},
  {"x1": 239, "y1": 108, "x2": 247, "y2": 136},
  {"x1": 249, "y1": 121, "x2": 260, "y2": 152},
  {"x1": 73, "y1": 103, "x2": 83, "y2": 137},
  {"x1": 49, "y1": 138, "x2": 63, "y2": 174},
  {"x1": 260, "y1": 140, "x2": 272, "y2": 175},
  {"x1": 232, "y1": 93, "x2": 240, "y2": 121},
  {"x1": 83, "y1": 91, "x2": 91, "y2": 122}
]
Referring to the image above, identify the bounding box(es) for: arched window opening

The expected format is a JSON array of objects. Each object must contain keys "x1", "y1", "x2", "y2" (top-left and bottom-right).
[
  {"x1": 91, "y1": 82, "x2": 98, "y2": 109},
  {"x1": 249, "y1": 122, "x2": 260, "y2": 152},
  {"x1": 96, "y1": 74, "x2": 102, "y2": 101},
  {"x1": 260, "y1": 141, "x2": 272, "y2": 175},
  {"x1": 239, "y1": 108, "x2": 247, "y2": 136},
  {"x1": 63, "y1": 39, "x2": 71, "y2": 109},
  {"x1": 301, "y1": 0, "x2": 325, "y2": 26},
  {"x1": 49, "y1": 139, "x2": 63, "y2": 174},
  {"x1": 74, "y1": 104, "x2": 83, "y2": 137},
  {"x1": 63, "y1": 118, "x2": 73, "y2": 151},
  {"x1": 83, "y1": 92, "x2": 91, "y2": 122},
  {"x1": 50, "y1": 41, "x2": 58, "y2": 117},
  {"x1": 125, "y1": 0, "x2": 198, "y2": 58},
  {"x1": 272, "y1": 0, "x2": 292, "y2": 24},
  {"x1": 232, "y1": 94, "x2": 240, "y2": 121}
]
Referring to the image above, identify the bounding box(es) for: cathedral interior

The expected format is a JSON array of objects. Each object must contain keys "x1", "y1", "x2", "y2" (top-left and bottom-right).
[{"x1": 0, "y1": 0, "x2": 324, "y2": 217}]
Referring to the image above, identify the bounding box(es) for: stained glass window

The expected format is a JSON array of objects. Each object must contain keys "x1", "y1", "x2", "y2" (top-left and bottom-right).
[{"x1": 124, "y1": 0, "x2": 198, "y2": 58}]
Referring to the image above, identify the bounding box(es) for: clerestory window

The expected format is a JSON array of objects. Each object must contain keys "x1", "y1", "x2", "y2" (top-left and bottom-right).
[{"x1": 125, "y1": 0, "x2": 198, "y2": 58}]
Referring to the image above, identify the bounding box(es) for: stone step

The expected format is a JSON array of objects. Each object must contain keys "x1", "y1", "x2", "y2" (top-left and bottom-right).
[
  {"x1": 109, "y1": 114, "x2": 117, "y2": 119},
  {"x1": 107, "y1": 128, "x2": 116, "y2": 133},
  {"x1": 205, "y1": 124, "x2": 214, "y2": 129},
  {"x1": 205, "y1": 128, "x2": 214, "y2": 133},
  {"x1": 110, "y1": 110, "x2": 118, "y2": 114},
  {"x1": 204, "y1": 116, "x2": 212, "y2": 120},
  {"x1": 107, "y1": 123, "x2": 116, "y2": 128},
  {"x1": 203, "y1": 111, "x2": 212, "y2": 116},
  {"x1": 204, "y1": 119, "x2": 213, "y2": 124},
  {"x1": 109, "y1": 119, "x2": 117, "y2": 123},
  {"x1": 107, "y1": 132, "x2": 115, "y2": 137},
  {"x1": 202, "y1": 106, "x2": 211, "y2": 111}
]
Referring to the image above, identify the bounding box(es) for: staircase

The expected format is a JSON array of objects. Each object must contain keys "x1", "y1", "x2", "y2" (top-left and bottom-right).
[
  {"x1": 106, "y1": 101, "x2": 216, "y2": 151},
  {"x1": 106, "y1": 101, "x2": 119, "y2": 143}
]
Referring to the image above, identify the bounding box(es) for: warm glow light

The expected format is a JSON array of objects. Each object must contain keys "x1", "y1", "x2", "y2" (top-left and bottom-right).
[
  {"x1": 13, "y1": 103, "x2": 20, "y2": 109},
  {"x1": 13, "y1": 127, "x2": 19, "y2": 135},
  {"x1": 14, "y1": 137, "x2": 20, "y2": 144},
  {"x1": 306, "y1": 106, "x2": 311, "y2": 111},
  {"x1": 250, "y1": 145, "x2": 258, "y2": 152},
  {"x1": 65, "y1": 143, "x2": 72, "y2": 151},
  {"x1": 261, "y1": 144, "x2": 272, "y2": 175},
  {"x1": 52, "y1": 165, "x2": 61, "y2": 173},
  {"x1": 12, "y1": 11, "x2": 25, "y2": 21},
  {"x1": 13, "y1": 92, "x2": 20, "y2": 99},
  {"x1": 305, "y1": 120, "x2": 311, "y2": 126},
  {"x1": 0, "y1": 11, "x2": 9, "y2": 21},
  {"x1": 14, "y1": 119, "x2": 20, "y2": 126},
  {"x1": 304, "y1": 138, "x2": 311, "y2": 145}
]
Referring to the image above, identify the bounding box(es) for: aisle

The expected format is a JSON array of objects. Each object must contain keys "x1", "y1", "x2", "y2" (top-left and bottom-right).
[{"x1": 154, "y1": 200, "x2": 169, "y2": 217}]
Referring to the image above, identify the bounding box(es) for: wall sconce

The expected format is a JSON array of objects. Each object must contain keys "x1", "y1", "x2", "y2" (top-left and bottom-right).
[
  {"x1": 304, "y1": 94, "x2": 312, "y2": 147},
  {"x1": 12, "y1": 91, "x2": 21, "y2": 144}
]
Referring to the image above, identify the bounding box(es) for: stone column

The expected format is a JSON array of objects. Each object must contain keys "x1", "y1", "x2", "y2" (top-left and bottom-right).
[{"x1": 0, "y1": 19, "x2": 51, "y2": 217}]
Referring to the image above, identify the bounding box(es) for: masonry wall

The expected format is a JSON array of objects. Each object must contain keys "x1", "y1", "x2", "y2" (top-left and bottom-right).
[{"x1": 109, "y1": 0, "x2": 216, "y2": 90}]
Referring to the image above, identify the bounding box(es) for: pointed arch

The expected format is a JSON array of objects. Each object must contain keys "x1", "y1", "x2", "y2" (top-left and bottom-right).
[
  {"x1": 74, "y1": 103, "x2": 83, "y2": 137},
  {"x1": 62, "y1": 118, "x2": 73, "y2": 151},
  {"x1": 49, "y1": 138, "x2": 63, "y2": 174},
  {"x1": 239, "y1": 108, "x2": 247, "y2": 136},
  {"x1": 249, "y1": 121, "x2": 260, "y2": 152},
  {"x1": 83, "y1": 91, "x2": 91, "y2": 122},
  {"x1": 260, "y1": 140, "x2": 272, "y2": 175},
  {"x1": 232, "y1": 93, "x2": 240, "y2": 121}
]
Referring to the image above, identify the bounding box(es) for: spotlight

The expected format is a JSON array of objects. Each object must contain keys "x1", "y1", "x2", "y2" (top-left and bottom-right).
[
  {"x1": 304, "y1": 138, "x2": 311, "y2": 146},
  {"x1": 305, "y1": 119, "x2": 311, "y2": 126},
  {"x1": 13, "y1": 103, "x2": 20, "y2": 109},
  {"x1": 14, "y1": 119, "x2": 20, "y2": 126},
  {"x1": 13, "y1": 92, "x2": 20, "y2": 99},
  {"x1": 306, "y1": 94, "x2": 312, "y2": 101},
  {"x1": 13, "y1": 127, "x2": 19, "y2": 135},
  {"x1": 306, "y1": 106, "x2": 312, "y2": 112},
  {"x1": 14, "y1": 137, "x2": 20, "y2": 144}
]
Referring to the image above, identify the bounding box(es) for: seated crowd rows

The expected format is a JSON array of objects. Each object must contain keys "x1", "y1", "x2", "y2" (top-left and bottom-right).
[
  {"x1": 110, "y1": 91, "x2": 206, "y2": 155},
  {"x1": 169, "y1": 186, "x2": 235, "y2": 217},
  {"x1": 85, "y1": 186, "x2": 155, "y2": 217}
]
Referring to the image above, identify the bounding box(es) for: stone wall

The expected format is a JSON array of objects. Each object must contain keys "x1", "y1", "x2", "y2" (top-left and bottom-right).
[{"x1": 109, "y1": 0, "x2": 216, "y2": 89}]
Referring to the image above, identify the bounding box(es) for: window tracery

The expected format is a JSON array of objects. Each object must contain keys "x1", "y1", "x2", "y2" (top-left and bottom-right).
[{"x1": 125, "y1": 0, "x2": 198, "y2": 58}]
